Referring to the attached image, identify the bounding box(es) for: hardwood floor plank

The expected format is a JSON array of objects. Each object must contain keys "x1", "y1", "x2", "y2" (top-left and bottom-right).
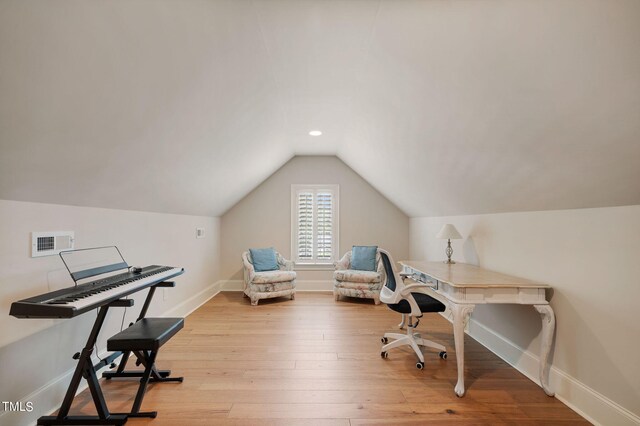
[
  {"x1": 144, "y1": 389, "x2": 407, "y2": 404},
  {"x1": 158, "y1": 351, "x2": 338, "y2": 361},
  {"x1": 158, "y1": 359, "x2": 296, "y2": 370},
  {"x1": 227, "y1": 403, "x2": 416, "y2": 419},
  {"x1": 138, "y1": 420, "x2": 349, "y2": 426},
  {"x1": 199, "y1": 378, "x2": 437, "y2": 391}
]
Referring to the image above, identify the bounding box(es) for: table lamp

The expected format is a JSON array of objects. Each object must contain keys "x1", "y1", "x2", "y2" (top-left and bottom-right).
[{"x1": 436, "y1": 224, "x2": 462, "y2": 264}]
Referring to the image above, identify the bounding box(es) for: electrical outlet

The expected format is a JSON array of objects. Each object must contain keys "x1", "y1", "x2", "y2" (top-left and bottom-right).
[{"x1": 196, "y1": 227, "x2": 205, "y2": 239}]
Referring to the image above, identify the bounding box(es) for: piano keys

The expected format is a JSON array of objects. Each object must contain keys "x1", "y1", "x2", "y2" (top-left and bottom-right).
[{"x1": 10, "y1": 265, "x2": 184, "y2": 319}]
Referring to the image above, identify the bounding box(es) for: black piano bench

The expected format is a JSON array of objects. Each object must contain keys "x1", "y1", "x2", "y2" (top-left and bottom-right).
[{"x1": 104, "y1": 317, "x2": 184, "y2": 418}]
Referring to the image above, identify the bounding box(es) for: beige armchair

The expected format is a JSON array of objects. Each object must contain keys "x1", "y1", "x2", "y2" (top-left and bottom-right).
[
  {"x1": 241, "y1": 250, "x2": 296, "y2": 306},
  {"x1": 333, "y1": 249, "x2": 385, "y2": 304}
]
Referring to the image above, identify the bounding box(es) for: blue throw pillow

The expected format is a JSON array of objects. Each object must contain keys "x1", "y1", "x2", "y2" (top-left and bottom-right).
[
  {"x1": 249, "y1": 248, "x2": 279, "y2": 272},
  {"x1": 351, "y1": 246, "x2": 378, "y2": 271}
]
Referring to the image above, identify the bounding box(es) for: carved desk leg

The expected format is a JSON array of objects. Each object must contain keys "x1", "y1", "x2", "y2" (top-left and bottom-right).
[
  {"x1": 451, "y1": 303, "x2": 475, "y2": 397},
  {"x1": 534, "y1": 304, "x2": 556, "y2": 396}
]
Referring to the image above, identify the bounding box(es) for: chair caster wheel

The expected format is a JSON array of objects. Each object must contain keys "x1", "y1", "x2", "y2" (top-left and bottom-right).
[
  {"x1": 416, "y1": 362, "x2": 424, "y2": 370},
  {"x1": 381, "y1": 337, "x2": 388, "y2": 344},
  {"x1": 439, "y1": 351, "x2": 447, "y2": 360},
  {"x1": 381, "y1": 351, "x2": 388, "y2": 359}
]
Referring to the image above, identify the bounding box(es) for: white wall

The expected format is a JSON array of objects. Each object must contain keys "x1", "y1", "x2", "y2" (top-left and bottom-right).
[
  {"x1": 410, "y1": 205, "x2": 640, "y2": 425},
  {"x1": 221, "y1": 156, "x2": 409, "y2": 285},
  {"x1": 0, "y1": 199, "x2": 221, "y2": 425}
]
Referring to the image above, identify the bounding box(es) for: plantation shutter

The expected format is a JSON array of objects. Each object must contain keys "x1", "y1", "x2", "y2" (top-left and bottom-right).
[
  {"x1": 316, "y1": 192, "x2": 333, "y2": 260},
  {"x1": 297, "y1": 192, "x2": 314, "y2": 261}
]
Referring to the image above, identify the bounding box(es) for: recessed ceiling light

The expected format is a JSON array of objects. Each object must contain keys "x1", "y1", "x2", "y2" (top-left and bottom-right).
[{"x1": 309, "y1": 130, "x2": 322, "y2": 136}]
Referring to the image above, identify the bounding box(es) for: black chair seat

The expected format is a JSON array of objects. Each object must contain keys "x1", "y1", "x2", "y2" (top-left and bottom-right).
[
  {"x1": 108, "y1": 317, "x2": 183, "y2": 352},
  {"x1": 387, "y1": 292, "x2": 446, "y2": 314}
]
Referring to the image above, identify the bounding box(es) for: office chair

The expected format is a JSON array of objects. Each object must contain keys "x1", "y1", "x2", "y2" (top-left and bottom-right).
[{"x1": 378, "y1": 249, "x2": 447, "y2": 369}]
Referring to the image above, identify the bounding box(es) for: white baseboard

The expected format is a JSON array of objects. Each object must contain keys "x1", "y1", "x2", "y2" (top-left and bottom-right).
[
  {"x1": 220, "y1": 279, "x2": 333, "y2": 292},
  {"x1": 163, "y1": 280, "x2": 223, "y2": 317},
  {"x1": 464, "y1": 316, "x2": 640, "y2": 426},
  {"x1": 0, "y1": 281, "x2": 221, "y2": 426}
]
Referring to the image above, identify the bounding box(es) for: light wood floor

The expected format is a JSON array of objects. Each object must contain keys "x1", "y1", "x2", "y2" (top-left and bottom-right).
[{"x1": 67, "y1": 292, "x2": 588, "y2": 425}]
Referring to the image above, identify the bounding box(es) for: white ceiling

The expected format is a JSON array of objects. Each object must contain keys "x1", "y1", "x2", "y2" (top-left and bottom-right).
[{"x1": 1, "y1": 0, "x2": 639, "y2": 217}]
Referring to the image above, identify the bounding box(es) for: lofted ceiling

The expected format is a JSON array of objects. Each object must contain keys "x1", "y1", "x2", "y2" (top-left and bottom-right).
[{"x1": 1, "y1": 0, "x2": 639, "y2": 217}]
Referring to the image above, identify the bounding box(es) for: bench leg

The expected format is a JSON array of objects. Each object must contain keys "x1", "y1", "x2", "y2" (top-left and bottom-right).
[
  {"x1": 105, "y1": 350, "x2": 183, "y2": 383},
  {"x1": 110, "y1": 350, "x2": 183, "y2": 420},
  {"x1": 132, "y1": 351, "x2": 157, "y2": 414}
]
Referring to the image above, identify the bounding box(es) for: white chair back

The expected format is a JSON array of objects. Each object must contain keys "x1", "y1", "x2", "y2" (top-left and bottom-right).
[{"x1": 378, "y1": 248, "x2": 408, "y2": 305}]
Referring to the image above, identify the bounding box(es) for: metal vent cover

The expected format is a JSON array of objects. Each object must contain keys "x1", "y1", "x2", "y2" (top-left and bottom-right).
[{"x1": 32, "y1": 231, "x2": 75, "y2": 257}]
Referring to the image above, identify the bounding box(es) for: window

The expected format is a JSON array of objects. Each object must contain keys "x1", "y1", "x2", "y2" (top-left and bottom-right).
[{"x1": 291, "y1": 185, "x2": 339, "y2": 265}]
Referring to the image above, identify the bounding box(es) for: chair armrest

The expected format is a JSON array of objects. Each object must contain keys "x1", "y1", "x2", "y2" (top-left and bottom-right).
[
  {"x1": 400, "y1": 283, "x2": 434, "y2": 295},
  {"x1": 241, "y1": 252, "x2": 256, "y2": 283},
  {"x1": 334, "y1": 252, "x2": 351, "y2": 270},
  {"x1": 401, "y1": 283, "x2": 449, "y2": 308},
  {"x1": 376, "y1": 253, "x2": 386, "y2": 283},
  {"x1": 277, "y1": 253, "x2": 295, "y2": 271}
]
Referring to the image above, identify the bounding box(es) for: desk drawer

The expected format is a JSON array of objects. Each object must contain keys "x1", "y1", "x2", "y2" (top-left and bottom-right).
[{"x1": 402, "y1": 267, "x2": 439, "y2": 290}]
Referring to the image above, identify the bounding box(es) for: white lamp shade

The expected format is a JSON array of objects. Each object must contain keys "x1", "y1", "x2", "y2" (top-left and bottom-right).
[{"x1": 436, "y1": 224, "x2": 462, "y2": 240}]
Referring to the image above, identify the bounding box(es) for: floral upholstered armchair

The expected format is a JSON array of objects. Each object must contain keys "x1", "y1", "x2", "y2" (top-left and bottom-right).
[
  {"x1": 241, "y1": 250, "x2": 296, "y2": 306},
  {"x1": 333, "y1": 247, "x2": 385, "y2": 305}
]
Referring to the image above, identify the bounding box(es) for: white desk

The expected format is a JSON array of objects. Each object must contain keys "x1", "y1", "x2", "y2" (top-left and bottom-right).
[{"x1": 399, "y1": 260, "x2": 555, "y2": 397}]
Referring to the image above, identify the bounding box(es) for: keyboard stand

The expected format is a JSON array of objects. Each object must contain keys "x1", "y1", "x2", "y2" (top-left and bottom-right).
[{"x1": 37, "y1": 299, "x2": 134, "y2": 426}]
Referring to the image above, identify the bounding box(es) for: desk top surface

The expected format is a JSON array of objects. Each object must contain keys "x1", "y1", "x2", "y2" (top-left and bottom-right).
[{"x1": 399, "y1": 261, "x2": 550, "y2": 289}]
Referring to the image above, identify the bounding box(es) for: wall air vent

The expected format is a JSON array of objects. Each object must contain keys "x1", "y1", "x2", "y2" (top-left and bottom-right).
[{"x1": 31, "y1": 231, "x2": 75, "y2": 258}]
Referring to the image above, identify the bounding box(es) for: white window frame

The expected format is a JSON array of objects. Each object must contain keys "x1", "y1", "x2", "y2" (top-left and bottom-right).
[{"x1": 291, "y1": 184, "x2": 340, "y2": 266}]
